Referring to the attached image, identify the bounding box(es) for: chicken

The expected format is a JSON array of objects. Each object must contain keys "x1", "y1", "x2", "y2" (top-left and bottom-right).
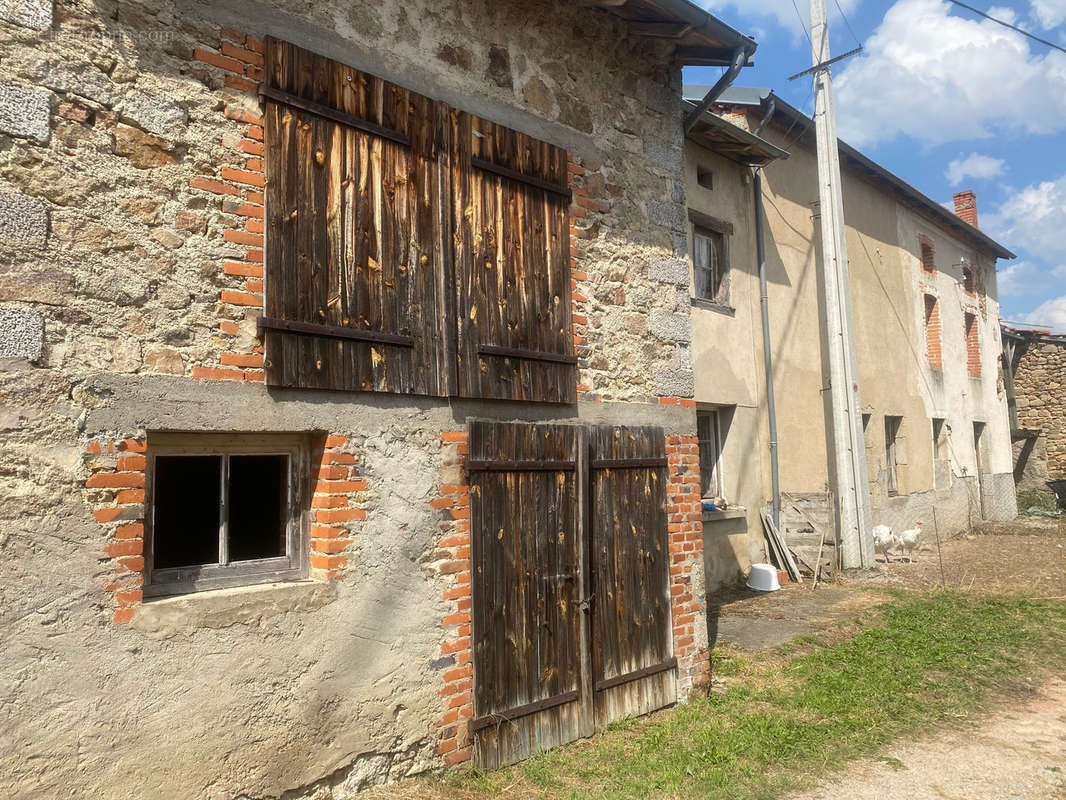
[
  {"x1": 898, "y1": 521, "x2": 923, "y2": 561},
  {"x1": 873, "y1": 524, "x2": 898, "y2": 563}
]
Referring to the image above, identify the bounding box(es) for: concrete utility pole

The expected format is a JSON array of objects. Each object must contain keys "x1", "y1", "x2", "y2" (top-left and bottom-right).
[{"x1": 809, "y1": 0, "x2": 875, "y2": 569}]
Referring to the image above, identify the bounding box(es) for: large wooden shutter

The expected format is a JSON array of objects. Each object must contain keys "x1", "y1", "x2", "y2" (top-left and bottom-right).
[
  {"x1": 588, "y1": 425, "x2": 676, "y2": 727},
  {"x1": 261, "y1": 38, "x2": 446, "y2": 395},
  {"x1": 449, "y1": 112, "x2": 576, "y2": 403},
  {"x1": 468, "y1": 421, "x2": 590, "y2": 770}
]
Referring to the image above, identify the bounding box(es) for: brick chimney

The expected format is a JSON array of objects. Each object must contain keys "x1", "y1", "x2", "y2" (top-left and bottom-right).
[{"x1": 953, "y1": 190, "x2": 978, "y2": 228}]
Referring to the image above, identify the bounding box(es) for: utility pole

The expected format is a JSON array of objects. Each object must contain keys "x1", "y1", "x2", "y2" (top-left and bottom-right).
[{"x1": 809, "y1": 0, "x2": 874, "y2": 569}]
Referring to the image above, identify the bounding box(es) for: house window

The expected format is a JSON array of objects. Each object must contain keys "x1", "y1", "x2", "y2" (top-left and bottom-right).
[
  {"x1": 962, "y1": 264, "x2": 975, "y2": 295},
  {"x1": 919, "y1": 238, "x2": 936, "y2": 274},
  {"x1": 697, "y1": 408, "x2": 730, "y2": 499},
  {"x1": 924, "y1": 294, "x2": 941, "y2": 369},
  {"x1": 964, "y1": 312, "x2": 981, "y2": 377},
  {"x1": 696, "y1": 166, "x2": 714, "y2": 190},
  {"x1": 885, "y1": 415, "x2": 903, "y2": 496},
  {"x1": 932, "y1": 417, "x2": 949, "y2": 489},
  {"x1": 973, "y1": 421, "x2": 985, "y2": 473},
  {"x1": 146, "y1": 434, "x2": 309, "y2": 597},
  {"x1": 693, "y1": 227, "x2": 726, "y2": 303}
]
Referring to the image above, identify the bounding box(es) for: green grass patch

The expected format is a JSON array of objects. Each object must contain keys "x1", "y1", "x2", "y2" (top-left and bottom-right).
[{"x1": 442, "y1": 592, "x2": 1066, "y2": 800}]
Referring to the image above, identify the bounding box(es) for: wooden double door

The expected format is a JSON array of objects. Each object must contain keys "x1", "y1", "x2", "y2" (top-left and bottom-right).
[{"x1": 467, "y1": 421, "x2": 676, "y2": 769}]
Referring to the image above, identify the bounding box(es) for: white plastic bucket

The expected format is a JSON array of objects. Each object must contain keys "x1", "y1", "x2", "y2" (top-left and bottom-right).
[{"x1": 746, "y1": 563, "x2": 781, "y2": 592}]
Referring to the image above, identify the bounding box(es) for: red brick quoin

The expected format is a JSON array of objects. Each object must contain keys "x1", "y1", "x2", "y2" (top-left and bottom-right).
[
  {"x1": 310, "y1": 435, "x2": 367, "y2": 581},
  {"x1": 666, "y1": 434, "x2": 709, "y2": 689},
  {"x1": 432, "y1": 431, "x2": 474, "y2": 767},
  {"x1": 190, "y1": 28, "x2": 267, "y2": 383}
]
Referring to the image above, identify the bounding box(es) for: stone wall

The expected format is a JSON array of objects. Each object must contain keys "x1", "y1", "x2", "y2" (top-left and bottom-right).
[
  {"x1": 1014, "y1": 338, "x2": 1066, "y2": 481},
  {"x1": 0, "y1": 1, "x2": 706, "y2": 797}
]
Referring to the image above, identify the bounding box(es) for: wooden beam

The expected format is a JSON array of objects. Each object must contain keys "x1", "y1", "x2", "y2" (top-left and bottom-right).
[
  {"x1": 628, "y1": 21, "x2": 693, "y2": 38},
  {"x1": 470, "y1": 690, "x2": 581, "y2": 732}
]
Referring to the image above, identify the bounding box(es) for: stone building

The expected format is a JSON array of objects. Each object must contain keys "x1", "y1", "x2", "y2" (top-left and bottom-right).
[
  {"x1": 0, "y1": 1, "x2": 755, "y2": 797},
  {"x1": 682, "y1": 88, "x2": 1018, "y2": 580},
  {"x1": 1002, "y1": 325, "x2": 1066, "y2": 499}
]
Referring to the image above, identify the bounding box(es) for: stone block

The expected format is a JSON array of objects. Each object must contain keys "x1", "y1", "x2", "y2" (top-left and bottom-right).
[
  {"x1": 646, "y1": 199, "x2": 686, "y2": 232},
  {"x1": 0, "y1": 307, "x2": 44, "y2": 361},
  {"x1": 115, "y1": 90, "x2": 187, "y2": 136},
  {"x1": 644, "y1": 140, "x2": 683, "y2": 173},
  {"x1": 653, "y1": 368, "x2": 693, "y2": 398},
  {"x1": 647, "y1": 257, "x2": 689, "y2": 286},
  {"x1": 0, "y1": 192, "x2": 48, "y2": 243},
  {"x1": 0, "y1": 0, "x2": 52, "y2": 31},
  {"x1": 651, "y1": 311, "x2": 692, "y2": 343},
  {"x1": 0, "y1": 82, "x2": 50, "y2": 142}
]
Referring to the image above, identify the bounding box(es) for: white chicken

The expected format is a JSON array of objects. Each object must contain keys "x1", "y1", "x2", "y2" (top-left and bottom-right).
[
  {"x1": 898, "y1": 521, "x2": 923, "y2": 561},
  {"x1": 872, "y1": 524, "x2": 899, "y2": 563}
]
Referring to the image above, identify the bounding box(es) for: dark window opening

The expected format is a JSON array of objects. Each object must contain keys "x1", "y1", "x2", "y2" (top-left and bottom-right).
[
  {"x1": 153, "y1": 456, "x2": 221, "y2": 569},
  {"x1": 697, "y1": 167, "x2": 714, "y2": 190},
  {"x1": 229, "y1": 455, "x2": 288, "y2": 562},
  {"x1": 962, "y1": 264, "x2": 975, "y2": 294}
]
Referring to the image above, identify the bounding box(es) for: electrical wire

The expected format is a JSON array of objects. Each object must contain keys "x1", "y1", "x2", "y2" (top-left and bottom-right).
[
  {"x1": 947, "y1": 0, "x2": 1066, "y2": 54},
  {"x1": 791, "y1": 0, "x2": 814, "y2": 49},
  {"x1": 832, "y1": 0, "x2": 863, "y2": 48}
]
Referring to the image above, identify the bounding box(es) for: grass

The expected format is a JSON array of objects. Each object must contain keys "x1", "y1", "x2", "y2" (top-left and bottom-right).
[{"x1": 431, "y1": 591, "x2": 1066, "y2": 800}]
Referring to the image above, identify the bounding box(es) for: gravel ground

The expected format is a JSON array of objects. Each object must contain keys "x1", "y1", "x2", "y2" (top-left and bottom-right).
[{"x1": 792, "y1": 679, "x2": 1066, "y2": 800}]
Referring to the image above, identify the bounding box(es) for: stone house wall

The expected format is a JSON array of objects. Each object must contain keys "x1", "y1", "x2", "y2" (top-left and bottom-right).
[
  {"x1": 0, "y1": 1, "x2": 707, "y2": 798},
  {"x1": 1013, "y1": 337, "x2": 1066, "y2": 481}
]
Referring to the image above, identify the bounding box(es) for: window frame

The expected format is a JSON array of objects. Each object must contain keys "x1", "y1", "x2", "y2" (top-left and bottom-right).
[
  {"x1": 144, "y1": 433, "x2": 311, "y2": 598},
  {"x1": 884, "y1": 415, "x2": 902, "y2": 497},
  {"x1": 689, "y1": 209, "x2": 733, "y2": 309},
  {"x1": 697, "y1": 408, "x2": 725, "y2": 501}
]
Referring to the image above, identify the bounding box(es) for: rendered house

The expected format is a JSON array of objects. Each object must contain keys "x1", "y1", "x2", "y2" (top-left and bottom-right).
[
  {"x1": 0, "y1": 1, "x2": 756, "y2": 797},
  {"x1": 684, "y1": 88, "x2": 1018, "y2": 580}
]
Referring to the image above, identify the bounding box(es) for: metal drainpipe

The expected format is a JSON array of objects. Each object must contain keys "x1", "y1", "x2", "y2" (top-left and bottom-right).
[
  {"x1": 683, "y1": 45, "x2": 752, "y2": 135},
  {"x1": 754, "y1": 165, "x2": 781, "y2": 530}
]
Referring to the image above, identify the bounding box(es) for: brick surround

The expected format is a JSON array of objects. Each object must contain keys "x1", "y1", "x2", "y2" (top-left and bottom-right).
[
  {"x1": 924, "y1": 294, "x2": 942, "y2": 370},
  {"x1": 965, "y1": 312, "x2": 981, "y2": 378},
  {"x1": 84, "y1": 437, "x2": 147, "y2": 624},
  {"x1": 86, "y1": 432, "x2": 363, "y2": 623},
  {"x1": 666, "y1": 434, "x2": 708, "y2": 689},
  {"x1": 432, "y1": 431, "x2": 474, "y2": 767}
]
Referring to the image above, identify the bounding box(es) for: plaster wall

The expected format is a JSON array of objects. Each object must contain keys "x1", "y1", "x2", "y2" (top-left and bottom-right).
[
  {"x1": 686, "y1": 113, "x2": 1018, "y2": 576},
  {"x1": 0, "y1": 1, "x2": 704, "y2": 797}
]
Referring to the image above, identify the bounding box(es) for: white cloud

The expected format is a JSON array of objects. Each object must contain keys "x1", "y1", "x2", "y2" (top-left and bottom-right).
[
  {"x1": 996, "y1": 260, "x2": 1055, "y2": 296},
  {"x1": 834, "y1": 0, "x2": 1066, "y2": 147},
  {"x1": 984, "y1": 173, "x2": 1066, "y2": 263},
  {"x1": 945, "y1": 153, "x2": 1006, "y2": 186},
  {"x1": 1022, "y1": 295, "x2": 1066, "y2": 331},
  {"x1": 700, "y1": 0, "x2": 860, "y2": 41},
  {"x1": 1031, "y1": 0, "x2": 1066, "y2": 29}
]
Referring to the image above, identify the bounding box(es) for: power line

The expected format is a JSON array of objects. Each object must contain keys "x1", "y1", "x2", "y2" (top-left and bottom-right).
[
  {"x1": 791, "y1": 0, "x2": 814, "y2": 49},
  {"x1": 947, "y1": 0, "x2": 1066, "y2": 55},
  {"x1": 832, "y1": 0, "x2": 863, "y2": 48}
]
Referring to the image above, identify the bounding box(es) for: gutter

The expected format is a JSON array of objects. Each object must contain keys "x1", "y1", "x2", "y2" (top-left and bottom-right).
[
  {"x1": 753, "y1": 165, "x2": 781, "y2": 531},
  {"x1": 683, "y1": 45, "x2": 753, "y2": 134}
]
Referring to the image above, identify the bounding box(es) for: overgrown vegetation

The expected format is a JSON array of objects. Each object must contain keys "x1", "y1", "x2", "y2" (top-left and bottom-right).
[
  {"x1": 1016, "y1": 487, "x2": 1061, "y2": 514},
  {"x1": 431, "y1": 593, "x2": 1066, "y2": 800}
]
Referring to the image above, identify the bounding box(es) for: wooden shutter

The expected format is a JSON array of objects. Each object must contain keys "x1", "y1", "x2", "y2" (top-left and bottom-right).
[
  {"x1": 468, "y1": 421, "x2": 591, "y2": 769},
  {"x1": 448, "y1": 111, "x2": 576, "y2": 403},
  {"x1": 261, "y1": 38, "x2": 447, "y2": 395},
  {"x1": 588, "y1": 425, "x2": 676, "y2": 727}
]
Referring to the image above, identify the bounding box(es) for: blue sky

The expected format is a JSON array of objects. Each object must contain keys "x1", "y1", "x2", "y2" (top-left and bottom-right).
[{"x1": 687, "y1": 0, "x2": 1066, "y2": 331}]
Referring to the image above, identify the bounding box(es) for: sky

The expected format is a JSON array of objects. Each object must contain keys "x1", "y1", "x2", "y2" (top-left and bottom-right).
[{"x1": 687, "y1": 0, "x2": 1066, "y2": 331}]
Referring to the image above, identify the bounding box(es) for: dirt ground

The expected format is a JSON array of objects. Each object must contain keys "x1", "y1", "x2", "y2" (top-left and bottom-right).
[
  {"x1": 857, "y1": 514, "x2": 1066, "y2": 596},
  {"x1": 791, "y1": 679, "x2": 1066, "y2": 800}
]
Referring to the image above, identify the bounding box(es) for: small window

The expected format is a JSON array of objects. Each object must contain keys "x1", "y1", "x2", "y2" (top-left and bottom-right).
[
  {"x1": 697, "y1": 167, "x2": 714, "y2": 190},
  {"x1": 146, "y1": 434, "x2": 309, "y2": 596},
  {"x1": 962, "y1": 264, "x2": 975, "y2": 295},
  {"x1": 885, "y1": 415, "x2": 902, "y2": 497},
  {"x1": 973, "y1": 421, "x2": 985, "y2": 473},
  {"x1": 920, "y1": 239, "x2": 935, "y2": 273},
  {"x1": 693, "y1": 227, "x2": 727, "y2": 304},
  {"x1": 932, "y1": 417, "x2": 949, "y2": 489},
  {"x1": 697, "y1": 407, "x2": 730, "y2": 500}
]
